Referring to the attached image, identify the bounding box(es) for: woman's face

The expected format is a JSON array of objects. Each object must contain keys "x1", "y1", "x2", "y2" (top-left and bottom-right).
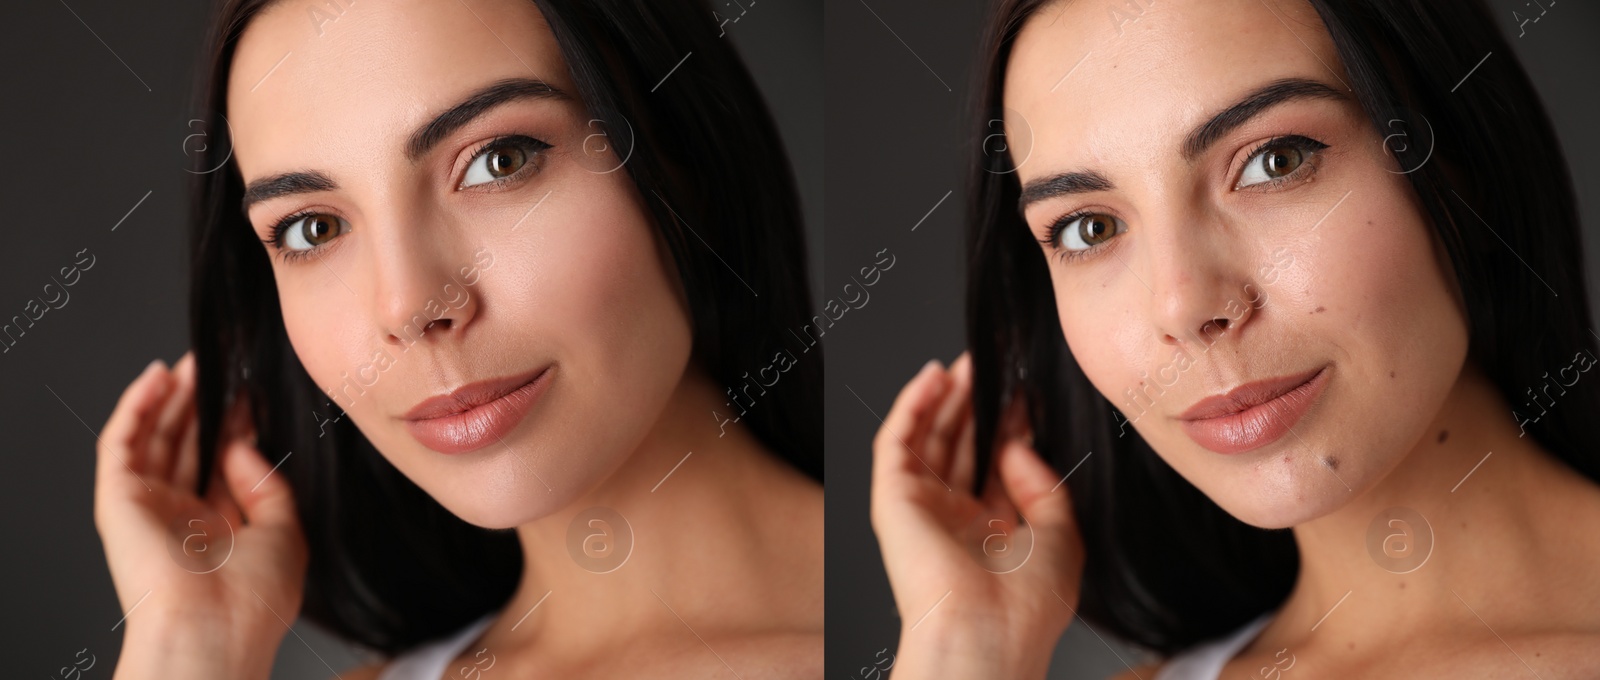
[
  {"x1": 1005, "y1": 0, "x2": 1468, "y2": 528},
  {"x1": 227, "y1": 0, "x2": 693, "y2": 529}
]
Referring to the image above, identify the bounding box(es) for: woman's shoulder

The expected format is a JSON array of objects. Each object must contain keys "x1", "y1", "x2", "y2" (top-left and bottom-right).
[
  {"x1": 1109, "y1": 662, "x2": 1165, "y2": 680},
  {"x1": 713, "y1": 629, "x2": 823, "y2": 678},
  {"x1": 336, "y1": 664, "x2": 385, "y2": 680}
]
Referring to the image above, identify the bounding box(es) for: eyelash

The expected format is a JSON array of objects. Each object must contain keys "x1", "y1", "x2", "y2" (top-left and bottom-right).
[
  {"x1": 1040, "y1": 209, "x2": 1108, "y2": 265},
  {"x1": 258, "y1": 133, "x2": 554, "y2": 264},
  {"x1": 263, "y1": 209, "x2": 331, "y2": 265},
  {"x1": 1237, "y1": 134, "x2": 1329, "y2": 190},
  {"x1": 1038, "y1": 133, "x2": 1330, "y2": 264},
  {"x1": 460, "y1": 134, "x2": 551, "y2": 189}
]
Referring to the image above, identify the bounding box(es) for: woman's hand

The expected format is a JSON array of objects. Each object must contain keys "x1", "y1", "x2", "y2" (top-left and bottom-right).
[
  {"x1": 94, "y1": 353, "x2": 308, "y2": 680},
  {"x1": 870, "y1": 353, "x2": 1085, "y2": 680}
]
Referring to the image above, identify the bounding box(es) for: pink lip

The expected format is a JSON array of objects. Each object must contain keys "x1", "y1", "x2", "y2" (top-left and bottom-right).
[
  {"x1": 1178, "y1": 365, "x2": 1330, "y2": 454},
  {"x1": 403, "y1": 366, "x2": 552, "y2": 455}
]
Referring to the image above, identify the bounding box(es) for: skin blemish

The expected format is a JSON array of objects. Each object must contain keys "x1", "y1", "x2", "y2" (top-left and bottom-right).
[
  {"x1": 1399, "y1": 581, "x2": 1406, "y2": 589},
  {"x1": 1390, "y1": 371, "x2": 1396, "y2": 378},
  {"x1": 1315, "y1": 306, "x2": 1326, "y2": 313},
  {"x1": 1438, "y1": 429, "x2": 1449, "y2": 443},
  {"x1": 1322, "y1": 456, "x2": 1339, "y2": 470}
]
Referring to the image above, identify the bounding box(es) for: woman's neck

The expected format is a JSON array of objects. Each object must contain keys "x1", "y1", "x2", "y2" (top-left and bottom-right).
[
  {"x1": 484, "y1": 364, "x2": 823, "y2": 658},
  {"x1": 1268, "y1": 360, "x2": 1600, "y2": 651}
]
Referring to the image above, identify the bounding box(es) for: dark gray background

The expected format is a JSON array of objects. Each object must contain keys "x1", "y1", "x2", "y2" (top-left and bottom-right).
[
  {"x1": 0, "y1": 0, "x2": 818, "y2": 676},
  {"x1": 821, "y1": 0, "x2": 1600, "y2": 678}
]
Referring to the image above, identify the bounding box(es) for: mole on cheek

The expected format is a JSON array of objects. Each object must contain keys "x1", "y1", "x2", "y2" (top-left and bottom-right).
[
  {"x1": 1438, "y1": 429, "x2": 1449, "y2": 443},
  {"x1": 1321, "y1": 456, "x2": 1339, "y2": 470}
]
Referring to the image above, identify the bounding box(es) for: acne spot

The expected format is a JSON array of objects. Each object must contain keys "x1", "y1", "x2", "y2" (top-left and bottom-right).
[
  {"x1": 1398, "y1": 581, "x2": 1406, "y2": 589},
  {"x1": 1367, "y1": 220, "x2": 1373, "y2": 225},
  {"x1": 1390, "y1": 371, "x2": 1396, "y2": 378},
  {"x1": 1315, "y1": 306, "x2": 1326, "y2": 313},
  {"x1": 1284, "y1": 455, "x2": 1292, "y2": 464},
  {"x1": 1438, "y1": 429, "x2": 1449, "y2": 443},
  {"x1": 1348, "y1": 642, "x2": 1356, "y2": 650}
]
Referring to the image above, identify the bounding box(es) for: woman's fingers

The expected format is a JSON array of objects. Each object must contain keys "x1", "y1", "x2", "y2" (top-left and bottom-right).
[
  {"x1": 949, "y1": 398, "x2": 979, "y2": 496},
  {"x1": 204, "y1": 395, "x2": 249, "y2": 527},
  {"x1": 923, "y1": 352, "x2": 973, "y2": 481},
  {"x1": 96, "y1": 360, "x2": 169, "y2": 495},
  {"x1": 173, "y1": 397, "x2": 202, "y2": 493},
  {"x1": 871, "y1": 359, "x2": 949, "y2": 483},
  {"x1": 993, "y1": 395, "x2": 1082, "y2": 575},
  {"x1": 217, "y1": 393, "x2": 300, "y2": 532},
  {"x1": 148, "y1": 352, "x2": 197, "y2": 482}
]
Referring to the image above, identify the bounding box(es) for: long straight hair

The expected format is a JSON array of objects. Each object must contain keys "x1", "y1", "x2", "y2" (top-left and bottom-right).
[
  {"x1": 966, "y1": 0, "x2": 1598, "y2": 656},
  {"x1": 186, "y1": 0, "x2": 821, "y2": 655}
]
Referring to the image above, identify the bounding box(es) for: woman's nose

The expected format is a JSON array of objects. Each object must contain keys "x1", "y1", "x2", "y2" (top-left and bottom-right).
[
  {"x1": 1139, "y1": 220, "x2": 1258, "y2": 348},
  {"x1": 368, "y1": 221, "x2": 481, "y2": 347}
]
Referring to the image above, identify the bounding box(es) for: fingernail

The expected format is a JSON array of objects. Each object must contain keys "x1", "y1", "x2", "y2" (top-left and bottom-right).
[
  {"x1": 141, "y1": 358, "x2": 165, "y2": 379},
  {"x1": 921, "y1": 358, "x2": 942, "y2": 375}
]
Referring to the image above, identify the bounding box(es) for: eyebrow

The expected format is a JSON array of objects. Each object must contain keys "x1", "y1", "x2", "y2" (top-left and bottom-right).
[
  {"x1": 241, "y1": 77, "x2": 567, "y2": 212},
  {"x1": 1017, "y1": 77, "x2": 1345, "y2": 210}
]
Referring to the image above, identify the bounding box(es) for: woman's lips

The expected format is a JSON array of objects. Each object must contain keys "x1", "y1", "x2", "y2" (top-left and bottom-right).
[
  {"x1": 403, "y1": 366, "x2": 552, "y2": 455},
  {"x1": 1178, "y1": 365, "x2": 1330, "y2": 454}
]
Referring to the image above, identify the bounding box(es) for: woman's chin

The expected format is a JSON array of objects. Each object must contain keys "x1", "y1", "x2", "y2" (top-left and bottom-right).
[
  {"x1": 1210, "y1": 473, "x2": 1372, "y2": 530},
  {"x1": 397, "y1": 449, "x2": 600, "y2": 530},
  {"x1": 436, "y1": 482, "x2": 579, "y2": 530}
]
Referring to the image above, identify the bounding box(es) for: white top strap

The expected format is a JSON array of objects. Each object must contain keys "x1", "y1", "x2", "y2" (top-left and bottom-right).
[
  {"x1": 377, "y1": 613, "x2": 499, "y2": 680},
  {"x1": 1153, "y1": 611, "x2": 1275, "y2": 680}
]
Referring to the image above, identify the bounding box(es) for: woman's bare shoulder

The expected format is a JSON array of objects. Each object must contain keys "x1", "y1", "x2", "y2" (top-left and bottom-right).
[
  {"x1": 707, "y1": 629, "x2": 823, "y2": 679},
  {"x1": 1108, "y1": 661, "x2": 1163, "y2": 680},
  {"x1": 335, "y1": 663, "x2": 385, "y2": 680}
]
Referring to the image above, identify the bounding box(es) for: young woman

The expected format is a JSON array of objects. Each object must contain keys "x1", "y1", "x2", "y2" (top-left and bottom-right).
[
  {"x1": 871, "y1": 0, "x2": 1600, "y2": 677},
  {"x1": 92, "y1": 0, "x2": 822, "y2": 677}
]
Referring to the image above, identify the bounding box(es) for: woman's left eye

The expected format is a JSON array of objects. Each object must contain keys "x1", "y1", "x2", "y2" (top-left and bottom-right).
[
  {"x1": 278, "y1": 212, "x2": 348, "y2": 252},
  {"x1": 461, "y1": 136, "x2": 550, "y2": 188},
  {"x1": 1236, "y1": 136, "x2": 1328, "y2": 188}
]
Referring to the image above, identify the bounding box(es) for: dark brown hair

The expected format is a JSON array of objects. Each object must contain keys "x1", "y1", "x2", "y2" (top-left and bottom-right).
[
  {"x1": 186, "y1": 0, "x2": 820, "y2": 655},
  {"x1": 966, "y1": 0, "x2": 1595, "y2": 656}
]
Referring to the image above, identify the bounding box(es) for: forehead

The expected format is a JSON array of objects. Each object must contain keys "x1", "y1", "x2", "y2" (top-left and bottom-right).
[
  {"x1": 225, "y1": 0, "x2": 570, "y2": 180},
  {"x1": 1003, "y1": 0, "x2": 1342, "y2": 175}
]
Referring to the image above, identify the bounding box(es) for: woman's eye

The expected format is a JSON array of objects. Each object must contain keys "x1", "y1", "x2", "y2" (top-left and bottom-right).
[
  {"x1": 461, "y1": 137, "x2": 544, "y2": 188},
  {"x1": 280, "y1": 213, "x2": 347, "y2": 251},
  {"x1": 1236, "y1": 137, "x2": 1326, "y2": 188},
  {"x1": 1056, "y1": 212, "x2": 1125, "y2": 252}
]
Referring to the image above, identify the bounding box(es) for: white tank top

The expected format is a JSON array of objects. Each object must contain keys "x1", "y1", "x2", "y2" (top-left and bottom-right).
[
  {"x1": 1153, "y1": 612, "x2": 1275, "y2": 680},
  {"x1": 377, "y1": 613, "x2": 499, "y2": 680}
]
